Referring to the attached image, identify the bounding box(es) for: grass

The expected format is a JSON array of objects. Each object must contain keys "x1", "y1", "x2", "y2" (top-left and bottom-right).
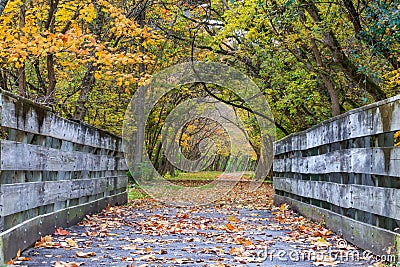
[
  {"x1": 167, "y1": 171, "x2": 223, "y2": 181},
  {"x1": 127, "y1": 185, "x2": 149, "y2": 200},
  {"x1": 127, "y1": 171, "x2": 270, "y2": 201},
  {"x1": 166, "y1": 171, "x2": 256, "y2": 181}
]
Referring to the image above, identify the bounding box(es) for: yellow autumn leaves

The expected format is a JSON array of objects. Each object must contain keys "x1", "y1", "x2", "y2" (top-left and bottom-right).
[
  {"x1": 0, "y1": 0, "x2": 162, "y2": 85},
  {"x1": 394, "y1": 131, "x2": 400, "y2": 147}
]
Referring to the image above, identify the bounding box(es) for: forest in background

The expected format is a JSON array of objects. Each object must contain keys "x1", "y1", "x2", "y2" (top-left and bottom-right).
[{"x1": 0, "y1": 0, "x2": 399, "y2": 176}]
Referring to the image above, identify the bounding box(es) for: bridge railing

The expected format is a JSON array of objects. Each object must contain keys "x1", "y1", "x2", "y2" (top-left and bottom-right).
[
  {"x1": 273, "y1": 95, "x2": 400, "y2": 257},
  {"x1": 0, "y1": 90, "x2": 128, "y2": 262}
]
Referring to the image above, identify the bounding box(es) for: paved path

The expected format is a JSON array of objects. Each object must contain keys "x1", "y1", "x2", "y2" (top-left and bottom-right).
[{"x1": 14, "y1": 183, "x2": 376, "y2": 267}]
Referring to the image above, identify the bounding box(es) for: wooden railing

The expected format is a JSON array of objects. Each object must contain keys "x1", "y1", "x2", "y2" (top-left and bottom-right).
[
  {"x1": 273, "y1": 95, "x2": 400, "y2": 257},
  {"x1": 0, "y1": 90, "x2": 128, "y2": 262}
]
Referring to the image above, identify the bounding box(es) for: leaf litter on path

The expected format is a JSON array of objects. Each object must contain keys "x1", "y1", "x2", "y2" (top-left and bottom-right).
[{"x1": 13, "y1": 182, "x2": 381, "y2": 266}]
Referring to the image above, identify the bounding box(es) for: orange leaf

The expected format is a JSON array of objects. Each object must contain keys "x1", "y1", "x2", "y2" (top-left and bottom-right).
[
  {"x1": 225, "y1": 223, "x2": 238, "y2": 232},
  {"x1": 54, "y1": 227, "x2": 70, "y2": 236},
  {"x1": 244, "y1": 240, "x2": 253, "y2": 246},
  {"x1": 17, "y1": 257, "x2": 31, "y2": 261},
  {"x1": 229, "y1": 247, "x2": 242, "y2": 255},
  {"x1": 34, "y1": 235, "x2": 54, "y2": 248}
]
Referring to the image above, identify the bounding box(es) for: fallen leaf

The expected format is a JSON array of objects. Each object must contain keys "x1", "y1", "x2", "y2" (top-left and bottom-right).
[
  {"x1": 54, "y1": 227, "x2": 70, "y2": 236},
  {"x1": 67, "y1": 238, "x2": 78, "y2": 248},
  {"x1": 172, "y1": 258, "x2": 193, "y2": 264},
  {"x1": 228, "y1": 216, "x2": 239, "y2": 222},
  {"x1": 121, "y1": 244, "x2": 137, "y2": 250},
  {"x1": 34, "y1": 235, "x2": 59, "y2": 248},
  {"x1": 225, "y1": 223, "x2": 238, "y2": 232},
  {"x1": 229, "y1": 247, "x2": 243, "y2": 255},
  {"x1": 312, "y1": 260, "x2": 339, "y2": 266},
  {"x1": 279, "y1": 203, "x2": 288, "y2": 211},
  {"x1": 312, "y1": 237, "x2": 331, "y2": 247},
  {"x1": 76, "y1": 251, "x2": 96, "y2": 258},
  {"x1": 137, "y1": 254, "x2": 155, "y2": 261},
  {"x1": 54, "y1": 261, "x2": 83, "y2": 267},
  {"x1": 16, "y1": 256, "x2": 31, "y2": 261},
  {"x1": 244, "y1": 240, "x2": 254, "y2": 246}
]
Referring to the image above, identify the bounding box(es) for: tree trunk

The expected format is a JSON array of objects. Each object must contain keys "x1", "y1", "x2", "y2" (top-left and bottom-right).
[
  {"x1": 18, "y1": 0, "x2": 26, "y2": 97},
  {"x1": 44, "y1": 0, "x2": 59, "y2": 99},
  {"x1": 342, "y1": 0, "x2": 398, "y2": 70},
  {"x1": 320, "y1": 74, "x2": 341, "y2": 117},
  {"x1": 0, "y1": 69, "x2": 8, "y2": 90},
  {"x1": 34, "y1": 59, "x2": 46, "y2": 94},
  {"x1": 73, "y1": 65, "x2": 96, "y2": 120},
  {"x1": 133, "y1": 4, "x2": 147, "y2": 179},
  {"x1": 300, "y1": 0, "x2": 386, "y2": 101},
  {"x1": 46, "y1": 54, "x2": 56, "y2": 97},
  {"x1": 309, "y1": 38, "x2": 341, "y2": 116}
]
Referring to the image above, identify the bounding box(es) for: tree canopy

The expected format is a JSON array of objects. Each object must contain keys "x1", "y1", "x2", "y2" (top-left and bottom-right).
[{"x1": 0, "y1": 0, "x2": 398, "y2": 177}]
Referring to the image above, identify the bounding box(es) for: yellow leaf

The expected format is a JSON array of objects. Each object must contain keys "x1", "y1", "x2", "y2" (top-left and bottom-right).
[
  {"x1": 279, "y1": 203, "x2": 288, "y2": 211},
  {"x1": 117, "y1": 78, "x2": 123, "y2": 86},
  {"x1": 67, "y1": 238, "x2": 78, "y2": 247},
  {"x1": 143, "y1": 25, "x2": 150, "y2": 39}
]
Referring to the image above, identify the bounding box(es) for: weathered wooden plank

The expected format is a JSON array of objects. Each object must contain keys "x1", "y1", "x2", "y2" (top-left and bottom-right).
[
  {"x1": 0, "y1": 192, "x2": 127, "y2": 263},
  {"x1": 0, "y1": 90, "x2": 130, "y2": 262},
  {"x1": 274, "y1": 95, "x2": 400, "y2": 155},
  {"x1": 0, "y1": 91, "x2": 122, "y2": 151},
  {"x1": 274, "y1": 194, "x2": 400, "y2": 257},
  {"x1": 0, "y1": 176, "x2": 127, "y2": 216},
  {"x1": 273, "y1": 95, "x2": 400, "y2": 259},
  {"x1": 0, "y1": 170, "x2": 125, "y2": 184},
  {"x1": 273, "y1": 147, "x2": 400, "y2": 177},
  {"x1": 1, "y1": 140, "x2": 127, "y2": 171},
  {"x1": 274, "y1": 177, "x2": 400, "y2": 221}
]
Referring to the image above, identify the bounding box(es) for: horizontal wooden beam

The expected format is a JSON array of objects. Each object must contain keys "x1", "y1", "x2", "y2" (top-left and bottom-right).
[
  {"x1": 1, "y1": 140, "x2": 127, "y2": 171},
  {"x1": 0, "y1": 91, "x2": 122, "y2": 151},
  {"x1": 274, "y1": 177, "x2": 400, "y2": 220},
  {"x1": 0, "y1": 176, "x2": 128, "y2": 216},
  {"x1": 275, "y1": 95, "x2": 400, "y2": 155},
  {"x1": 273, "y1": 194, "x2": 400, "y2": 257},
  {"x1": 0, "y1": 90, "x2": 130, "y2": 263},
  {"x1": 274, "y1": 147, "x2": 400, "y2": 177}
]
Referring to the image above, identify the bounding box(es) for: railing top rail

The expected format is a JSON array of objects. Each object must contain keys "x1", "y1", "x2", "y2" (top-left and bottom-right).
[
  {"x1": 0, "y1": 89, "x2": 123, "y2": 141},
  {"x1": 276, "y1": 94, "x2": 400, "y2": 144},
  {"x1": 274, "y1": 95, "x2": 400, "y2": 154}
]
